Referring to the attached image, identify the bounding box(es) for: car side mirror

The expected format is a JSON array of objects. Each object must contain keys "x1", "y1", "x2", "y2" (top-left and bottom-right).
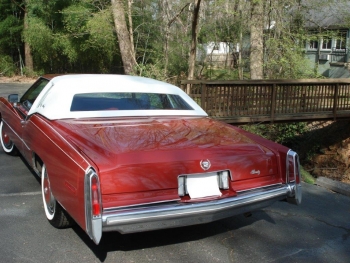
[{"x1": 8, "y1": 94, "x2": 19, "y2": 103}]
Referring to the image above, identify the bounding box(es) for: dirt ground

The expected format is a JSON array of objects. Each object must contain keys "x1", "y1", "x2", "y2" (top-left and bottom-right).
[
  {"x1": 295, "y1": 120, "x2": 350, "y2": 184},
  {"x1": 0, "y1": 76, "x2": 36, "y2": 83}
]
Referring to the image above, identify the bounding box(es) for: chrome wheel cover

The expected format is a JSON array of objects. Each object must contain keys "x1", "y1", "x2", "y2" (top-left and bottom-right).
[{"x1": 0, "y1": 121, "x2": 14, "y2": 152}]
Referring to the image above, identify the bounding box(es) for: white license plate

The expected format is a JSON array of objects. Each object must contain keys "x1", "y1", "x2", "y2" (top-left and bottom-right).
[{"x1": 186, "y1": 173, "x2": 222, "y2": 199}]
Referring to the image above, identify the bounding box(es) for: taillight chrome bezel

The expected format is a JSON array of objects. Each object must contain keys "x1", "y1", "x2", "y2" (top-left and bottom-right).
[
  {"x1": 286, "y1": 150, "x2": 302, "y2": 205},
  {"x1": 84, "y1": 168, "x2": 102, "y2": 244},
  {"x1": 286, "y1": 150, "x2": 301, "y2": 183}
]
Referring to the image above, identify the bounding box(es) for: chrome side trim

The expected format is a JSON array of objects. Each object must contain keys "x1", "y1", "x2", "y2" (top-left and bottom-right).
[
  {"x1": 3, "y1": 118, "x2": 89, "y2": 172},
  {"x1": 101, "y1": 183, "x2": 297, "y2": 234},
  {"x1": 29, "y1": 119, "x2": 88, "y2": 171}
]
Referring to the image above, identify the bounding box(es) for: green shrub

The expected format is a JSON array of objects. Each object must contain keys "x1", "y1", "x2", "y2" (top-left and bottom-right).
[
  {"x1": 241, "y1": 122, "x2": 308, "y2": 145},
  {"x1": 23, "y1": 67, "x2": 41, "y2": 78},
  {"x1": 0, "y1": 55, "x2": 16, "y2": 77},
  {"x1": 301, "y1": 166, "x2": 315, "y2": 184},
  {"x1": 134, "y1": 63, "x2": 168, "y2": 82}
]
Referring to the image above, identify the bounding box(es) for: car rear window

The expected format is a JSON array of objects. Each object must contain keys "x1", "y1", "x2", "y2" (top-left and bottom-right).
[{"x1": 70, "y1": 92, "x2": 193, "y2": 111}]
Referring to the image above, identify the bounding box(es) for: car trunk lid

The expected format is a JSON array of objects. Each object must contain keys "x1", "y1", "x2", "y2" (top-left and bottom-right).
[{"x1": 53, "y1": 117, "x2": 279, "y2": 195}]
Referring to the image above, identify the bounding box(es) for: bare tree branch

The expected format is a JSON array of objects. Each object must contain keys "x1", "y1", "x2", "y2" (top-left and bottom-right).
[{"x1": 168, "y1": 3, "x2": 190, "y2": 27}]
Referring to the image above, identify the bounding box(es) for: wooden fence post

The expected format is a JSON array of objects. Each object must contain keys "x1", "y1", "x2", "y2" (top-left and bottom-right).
[
  {"x1": 186, "y1": 83, "x2": 191, "y2": 95},
  {"x1": 270, "y1": 83, "x2": 277, "y2": 123},
  {"x1": 201, "y1": 83, "x2": 207, "y2": 112},
  {"x1": 333, "y1": 83, "x2": 339, "y2": 120}
]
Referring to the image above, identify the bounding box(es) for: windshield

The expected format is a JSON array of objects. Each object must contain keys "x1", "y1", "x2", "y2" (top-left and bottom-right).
[
  {"x1": 70, "y1": 92, "x2": 193, "y2": 111},
  {"x1": 20, "y1": 78, "x2": 50, "y2": 110}
]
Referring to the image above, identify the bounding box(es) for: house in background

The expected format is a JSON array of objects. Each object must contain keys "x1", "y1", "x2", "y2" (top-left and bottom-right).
[
  {"x1": 305, "y1": 30, "x2": 349, "y2": 78},
  {"x1": 197, "y1": 2, "x2": 350, "y2": 79},
  {"x1": 197, "y1": 42, "x2": 237, "y2": 68},
  {"x1": 303, "y1": 2, "x2": 350, "y2": 78}
]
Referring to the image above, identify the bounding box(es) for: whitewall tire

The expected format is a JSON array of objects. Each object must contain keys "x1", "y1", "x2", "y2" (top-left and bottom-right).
[
  {"x1": 0, "y1": 121, "x2": 18, "y2": 155},
  {"x1": 41, "y1": 164, "x2": 74, "y2": 228}
]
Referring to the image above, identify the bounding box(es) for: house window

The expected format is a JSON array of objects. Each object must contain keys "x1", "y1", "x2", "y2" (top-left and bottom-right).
[
  {"x1": 322, "y1": 37, "x2": 332, "y2": 50},
  {"x1": 335, "y1": 32, "x2": 347, "y2": 50},
  {"x1": 213, "y1": 43, "x2": 220, "y2": 51},
  {"x1": 309, "y1": 40, "x2": 318, "y2": 49}
]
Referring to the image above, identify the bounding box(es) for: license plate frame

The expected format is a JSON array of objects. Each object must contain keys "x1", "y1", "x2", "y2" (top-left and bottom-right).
[{"x1": 186, "y1": 173, "x2": 222, "y2": 199}]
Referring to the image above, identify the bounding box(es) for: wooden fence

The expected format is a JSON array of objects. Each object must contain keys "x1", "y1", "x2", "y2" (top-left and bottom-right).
[{"x1": 180, "y1": 79, "x2": 350, "y2": 124}]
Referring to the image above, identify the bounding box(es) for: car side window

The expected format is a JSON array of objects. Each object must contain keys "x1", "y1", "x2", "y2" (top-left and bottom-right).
[{"x1": 20, "y1": 78, "x2": 49, "y2": 110}]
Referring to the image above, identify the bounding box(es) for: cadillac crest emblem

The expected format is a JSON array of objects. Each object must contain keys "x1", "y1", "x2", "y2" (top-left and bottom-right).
[{"x1": 200, "y1": 159, "x2": 211, "y2": 170}]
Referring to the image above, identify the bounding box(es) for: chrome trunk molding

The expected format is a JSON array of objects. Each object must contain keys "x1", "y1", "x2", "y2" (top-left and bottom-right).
[{"x1": 103, "y1": 198, "x2": 181, "y2": 212}]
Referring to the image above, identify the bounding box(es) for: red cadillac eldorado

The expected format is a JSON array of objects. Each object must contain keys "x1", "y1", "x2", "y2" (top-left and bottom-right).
[{"x1": 0, "y1": 74, "x2": 301, "y2": 244}]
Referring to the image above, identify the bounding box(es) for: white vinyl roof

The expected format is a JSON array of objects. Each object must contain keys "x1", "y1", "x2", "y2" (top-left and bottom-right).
[{"x1": 28, "y1": 74, "x2": 208, "y2": 120}]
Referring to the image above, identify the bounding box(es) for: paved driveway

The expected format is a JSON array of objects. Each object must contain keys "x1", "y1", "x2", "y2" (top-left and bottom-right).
[{"x1": 0, "y1": 83, "x2": 350, "y2": 263}]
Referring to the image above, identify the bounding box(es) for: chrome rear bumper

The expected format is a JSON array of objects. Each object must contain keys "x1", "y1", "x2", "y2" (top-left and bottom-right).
[{"x1": 101, "y1": 182, "x2": 301, "y2": 234}]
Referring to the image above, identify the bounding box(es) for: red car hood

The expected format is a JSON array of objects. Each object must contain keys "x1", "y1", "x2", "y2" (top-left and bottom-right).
[{"x1": 53, "y1": 117, "x2": 278, "y2": 194}]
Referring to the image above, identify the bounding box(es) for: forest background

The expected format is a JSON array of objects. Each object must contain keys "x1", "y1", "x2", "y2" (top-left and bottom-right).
[{"x1": 1, "y1": 0, "x2": 350, "y2": 82}]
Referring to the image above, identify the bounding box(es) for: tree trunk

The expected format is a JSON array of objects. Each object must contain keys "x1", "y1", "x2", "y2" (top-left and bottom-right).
[
  {"x1": 23, "y1": 9, "x2": 33, "y2": 72},
  {"x1": 187, "y1": 0, "x2": 202, "y2": 92},
  {"x1": 250, "y1": 0, "x2": 264, "y2": 79},
  {"x1": 127, "y1": 0, "x2": 135, "y2": 56},
  {"x1": 111, "y1": 0, "x2": 137, "y2": 74},
  {"x1": 165, "y1": 2, "x2": 191, "y2": 74}
]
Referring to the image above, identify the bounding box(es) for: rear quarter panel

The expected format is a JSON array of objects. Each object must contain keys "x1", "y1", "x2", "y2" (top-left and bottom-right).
[
  {"x1": 231, "y1": 125, "x2": 289, "y2": 183},
  {"x1": 24, "y1": 114, "x2": 92, "y2": 231}
]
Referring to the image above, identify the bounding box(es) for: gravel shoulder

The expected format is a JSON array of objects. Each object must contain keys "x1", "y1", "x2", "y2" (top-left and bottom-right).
[{"x1": 0, "y1": 76, "x2": 36, "y2": 84}]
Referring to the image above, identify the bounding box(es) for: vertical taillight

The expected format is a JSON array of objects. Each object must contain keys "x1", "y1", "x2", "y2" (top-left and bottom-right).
[
  {"x1": 287, "y1": 150, "x2": 300, "y2": 183},
  {"x1": 91, "y1": 176, "x2": 101, "y2": 217},
  {"x1": 295, "y1": 160, "x2": 301, "y2": 184},
  {"x1": 84, "y1": 168, "x2": 102, "y2": 244}
]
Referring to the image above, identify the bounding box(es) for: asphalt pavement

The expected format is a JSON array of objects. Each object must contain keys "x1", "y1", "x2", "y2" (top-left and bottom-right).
[
  {"x1": 0, "y1": 82, "x2": 31, "y2": 98},
  {"x1": 0, "y1": 83, "x2": 350, "y2": 263}
]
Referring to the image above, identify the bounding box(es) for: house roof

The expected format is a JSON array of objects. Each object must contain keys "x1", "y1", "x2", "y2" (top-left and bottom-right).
[{"x1": 301, "y1": 0, "x2": 350, "y2": 29}]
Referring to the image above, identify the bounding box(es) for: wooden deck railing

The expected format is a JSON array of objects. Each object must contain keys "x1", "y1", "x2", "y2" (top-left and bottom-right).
[{"x1": 180, "y1": 79, "x2": 350, "y2": 124}]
